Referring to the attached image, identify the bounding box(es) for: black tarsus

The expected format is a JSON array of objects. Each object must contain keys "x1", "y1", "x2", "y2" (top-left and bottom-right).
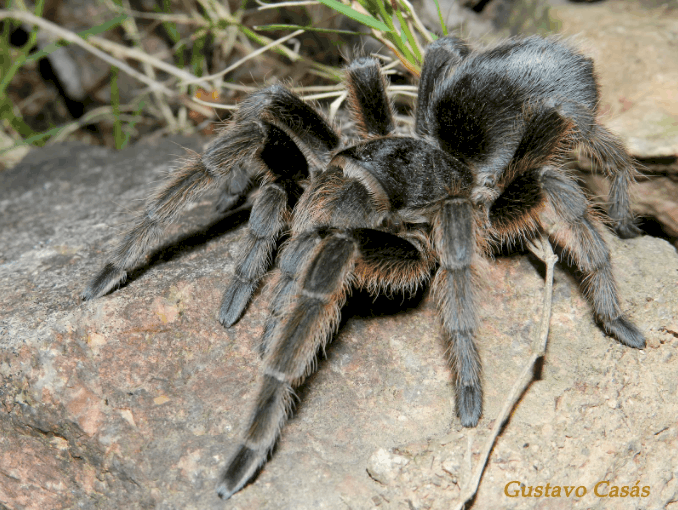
[{"x1": 219, "y1": 125, "x2": 311, "y2": 327}]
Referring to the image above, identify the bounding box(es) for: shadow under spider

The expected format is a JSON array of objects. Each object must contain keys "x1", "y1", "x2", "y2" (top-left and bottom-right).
[
  {"x1": 293, "y1": 286, "x2": 428, "y2": 405},
  {"x1": 121, "y1": 207, "x2": 251, "y2": 290}
]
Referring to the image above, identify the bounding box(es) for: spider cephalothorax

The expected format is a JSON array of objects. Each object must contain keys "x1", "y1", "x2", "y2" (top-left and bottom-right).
[{"x1": 82, "y1": 35, "x2": 645, "y2": 499}]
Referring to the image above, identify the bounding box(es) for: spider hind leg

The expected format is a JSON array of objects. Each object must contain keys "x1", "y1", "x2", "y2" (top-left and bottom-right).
[
  {"x1": 540, "y1": 167, "x2": 645, "y2": 348},
  {"x1": 81, "y1": 154, "x2": 219, "y2": 300},
  {"x1": 83, "y1": 85, "x2": 338, "y2": 313},
  {"x1": 585, "y1": 124, "x2": 642, "y2": 239},
  {"x1": 555, "y1": 101, "x2": 642, "y2": 239}
]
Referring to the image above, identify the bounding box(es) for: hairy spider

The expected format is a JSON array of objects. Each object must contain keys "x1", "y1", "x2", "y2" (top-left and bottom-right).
[{"x1": 82, "y1": 35, "x2": 645, "y2": 499}]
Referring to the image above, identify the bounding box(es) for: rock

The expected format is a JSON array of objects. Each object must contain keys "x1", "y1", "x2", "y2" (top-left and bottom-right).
[
  {"x1": 1, "y1": 136, "x2": 677, "y2": 509},
  {"x1": 550, "y1": 0, "x2": 678, "y2": 159},
  {"x1": 549, "y1": 0, "x2": 678, "y2": 248}
]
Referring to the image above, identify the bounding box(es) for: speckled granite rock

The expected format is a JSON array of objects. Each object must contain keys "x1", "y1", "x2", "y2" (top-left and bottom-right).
[{"x1": 1, "y1": 136, "x2": 677, "y2": 510}]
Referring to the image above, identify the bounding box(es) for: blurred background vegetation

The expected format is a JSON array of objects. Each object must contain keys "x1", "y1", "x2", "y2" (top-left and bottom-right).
[{"x1": 0, "y1": 0, "x2": 556, "y2": 170}]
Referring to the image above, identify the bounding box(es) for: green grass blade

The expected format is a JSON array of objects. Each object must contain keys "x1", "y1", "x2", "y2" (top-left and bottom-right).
[
  {"x1": 0, "y1": 0, "x2": 45, "y2": 97},
  {"x1": 432, "y1": 0, "x2": 448, "y2": 35},
  {"x1": 77, "y1": 14, "x2": 128, "y2": 38},
  {"x1": 191, "y1": 33, "x2": 207, "y2": 78},
  {"x1": 0, "y1": 122, "x2": 64, "y2": 150},
  {"x1": 110, "y1": 66, "x2": 124, "y2": 150},
  {"x1": 122, "y1": 99, "x2": 145, "y2": 149},
  {"x1": 396, "y1": 9, "x2": 421, "y2": 63},
  {"x1": 0, "y1": 97, "x2": 37, "y2": 141},
  {"x1": 316, "y1": 0, "x2": 390, "y2": 32}
]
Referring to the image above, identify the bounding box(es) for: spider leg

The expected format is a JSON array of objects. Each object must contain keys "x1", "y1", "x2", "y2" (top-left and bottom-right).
[
  {"x1": 432, "y1": 197, "x2": 482, "y2": 427},
  {"x1": 219, "y1": 125, "x2": 310, "y2": 327},
  {"x1": 82, "y1": 85, "x2": 339, "y2": 301},
  {"x1": 416, "y1": 35, "x2": 470, "y2": 136},
  {"x1": 345, "y1": 56, "x2": 395, "y2": 137},
  {"x1": 259, "y1": 165, "x2": 400, "y2": 357},
  {"x1": 218, "y1": 226, "x2": 434, "y2": 498},
  {"x1": 259, "y1": 231, "x2": 323, "y2": 357},
  {"x1": 553, "y1": 101, "x2": 641, "y2": 239},
  {"x1": 214, "y1": 164, "x2": 253, "y2": 213},
  {"x1": 217, "y1": 230, "x2": 357, "y2": 500},
  {"x1": 219, "y1": 183, "x2": 287, "y2": 327},
  {"x1": 81, "y1": 154, "x2": 224, "y2": 300},
  {"x1": 539, "y1": 167, "x2": 645, "y2": 348},
  {"x1": 584, "y1": 124, "x2": 641, "y2": 239}
]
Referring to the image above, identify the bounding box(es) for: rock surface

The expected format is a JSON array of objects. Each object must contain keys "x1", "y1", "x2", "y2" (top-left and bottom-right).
[
  {"x1": 550, "y1": 0, "x2": 678, "y2": 159},
  {"x1": 1, "y1": 134, "x2": 677, "y2": 510},
  {"x1": 550, "y1": 0, "x2": 678, "y2": 247}
]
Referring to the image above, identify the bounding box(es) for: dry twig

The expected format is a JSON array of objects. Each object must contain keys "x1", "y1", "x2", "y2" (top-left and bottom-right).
[{"x1": 453, "y1": 234, "x2": 559, "y2": 510}]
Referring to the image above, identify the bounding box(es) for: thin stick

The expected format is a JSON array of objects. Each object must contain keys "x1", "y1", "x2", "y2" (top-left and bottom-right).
[
  {"x1": 104, "y1": 6, "x2": 205, "y2": 24},
  {"x1": 117, "y1": 0, "x2": 177, "y2": 129},
  {"x1": 328, "y1": 91, "x2": 347, "y2": 123},
  {"x1": 453, "y1": 234, "x2": 558, "y2": 510}
]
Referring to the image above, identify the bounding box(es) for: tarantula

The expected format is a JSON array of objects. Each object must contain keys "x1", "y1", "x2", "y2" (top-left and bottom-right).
[{"x1": 82, "y1": 35, "x2": 645, "y2": 499}]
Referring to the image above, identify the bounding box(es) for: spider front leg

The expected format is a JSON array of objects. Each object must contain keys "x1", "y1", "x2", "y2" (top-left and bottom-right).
[
  {"x1": 540, "y1": 167, "x2": 645, "y2": 348},
  {"x1": 258, "y1": 231, "x2": 323, "y2": 357},
  {"x1": 416, "y1": 35, "x2": 470, "y2": 136},
  {"x1": 433, "y1": 197, "x2": 483, "y2": 427},
  {"x1": 217, "y1": 230, "x2": 358, "y2": 500},
  {"x1": 82, "y1": 85, "x2": 339, "y2": 302},
  {"x1": 219, "y1": 125, "x2": 310, "y2": 327},
  {"x1": 345, "y1": 56, "x2": 395, "y2": 137},
  {"x1": 217, "y1": 226, "x2": 434, "y2": 499}
]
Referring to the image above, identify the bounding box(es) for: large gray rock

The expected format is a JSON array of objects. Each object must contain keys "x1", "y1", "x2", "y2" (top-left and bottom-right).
[{"x1": 1, "y1": 136, "x2": 677, "y2": 509}]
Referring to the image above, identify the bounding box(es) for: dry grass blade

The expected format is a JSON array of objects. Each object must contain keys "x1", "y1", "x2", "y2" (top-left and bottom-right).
[
  {"x1": 181, "y1": 29, "x2": 305, "y2": 85},
  {"x1": 256, "y1": 0, "x2": 321, "y2": 10},
  {"x1": 453, "y1": 234, "x2": 558, "y2": 510},
  {"x1": 88, "y1": 35, "x2": 212, "y2": 89},
  {"x1": 0, "y1": 10, "x2": 176, "y2": 96}
]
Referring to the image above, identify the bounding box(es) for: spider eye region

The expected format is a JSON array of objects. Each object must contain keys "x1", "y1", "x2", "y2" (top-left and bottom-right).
[{"x1": 335, "y1": 138, "x2": 473, "y2": 210}]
